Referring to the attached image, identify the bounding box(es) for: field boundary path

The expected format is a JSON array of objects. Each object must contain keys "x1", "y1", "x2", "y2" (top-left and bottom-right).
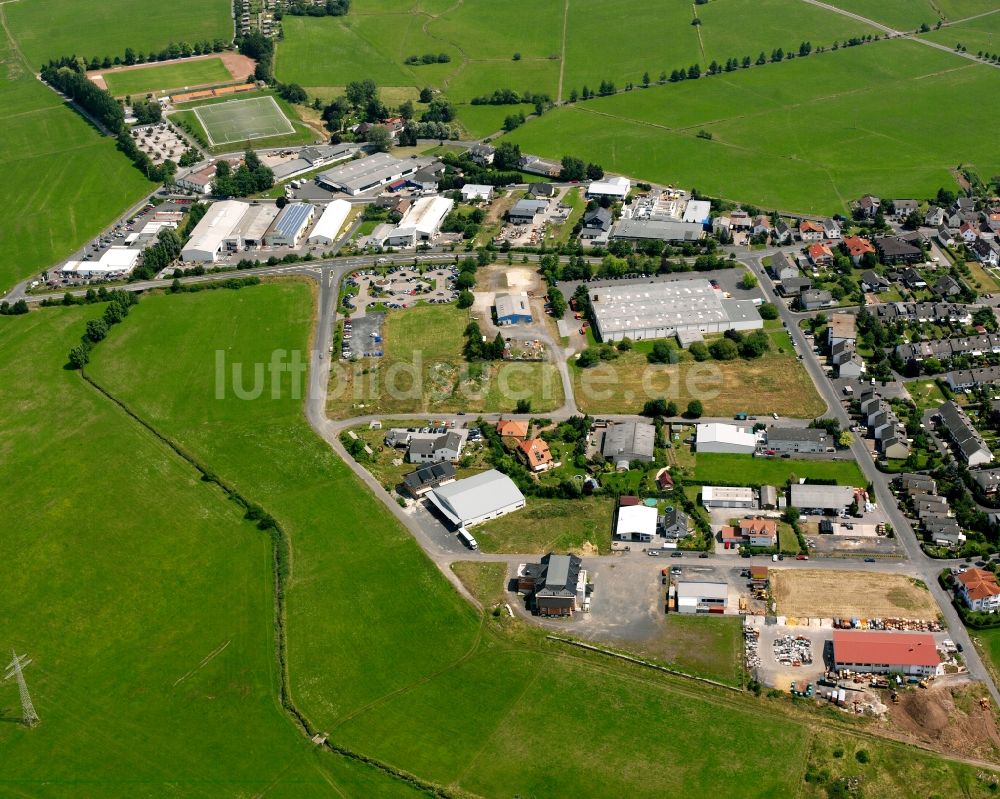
[{"x1": 556, "y1": 0, "x2": 569, "y2": 103}]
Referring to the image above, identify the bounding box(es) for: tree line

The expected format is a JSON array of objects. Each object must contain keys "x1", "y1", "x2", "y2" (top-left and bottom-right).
[
  {"x1": 79, "y1": 39, "x2": 229, "y2": 73},
  {"x1": 277, "y1": 0, "x2": 350, "y2": 17}
]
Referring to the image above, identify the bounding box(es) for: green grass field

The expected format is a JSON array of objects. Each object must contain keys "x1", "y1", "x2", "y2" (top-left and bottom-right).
[
  {"x1": 194, "y1": 95, "x2": 295, "y2": 145},
  {"x1": 0, "y1": 30, "x2": 152, "y2": 293},
  {"x1": 11, "y1": 281, "x2": 992, "y2": 796},
  {"x1": 328, "y1": 303, "x2": 564, "y2": 417},
  {"x1": 693, "y1": 453, "x2": 866, "y2": 486},
  {"x1": 621, "y1": 614, "x2": 745, "y2": 686},
  {"x1": 571, "y1": 330, "x2": 826, "y2": 417},
  {"x1": 0, "y1": 306, "x2": 423, "y2": 797},
  {"x1": 474, "y1": 495, "x2": 614, "y2": 553},
  {"x1": 102, "y1": 57, "x2": 233, "y2": 97},
  {"x1": 506, "y1": 40, "x2": 1000, "y2": 213},
  {"x1": 5, "y1": 0, "x2": 232, "y2": 69},
  {"x1": 925, "y1": 10, "x2": 1000, "y2": 54}
]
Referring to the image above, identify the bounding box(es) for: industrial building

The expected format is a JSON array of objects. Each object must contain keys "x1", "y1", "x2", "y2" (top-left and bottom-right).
[
  {"x1": 60, "y1": 247, "x2": 142, "y2": 279},
  {"x1": 695, "y1": 423, "x2": 758, "y2": 454},
  {"x1": 765, "y1": 428, "x2": 831, "y2": 454},
  {"x1": 232, "y1": 203, "x2": 279, "y2": 250},
  {"x1": 789, "y1": 484, "x2": 856, "y2": 514},
  {"x1": 587, "y1": 176, "x2": 630, "y2": 200},
  {"x1": 517, "y1": 553, "x2": 589, "y2": 617},
  {"x1": 307, "y1": 200, "x2": 352, "y2": 245},
  {"x1": 681, "y1": 199, "x2": 711, "y2": 225},
  {"x1": 381, "y1": 196, "x2": 454, "y2": 248},
  {"x1": 427, "y1": 469, "x2": 525, "y2": 528},
  {"x1": 181, "y1": 200, "x2": 249, "y2": 262},
  {"x1": 508, "y1": 199, "x2": 548, "y2": 224},
  {"x1": 674, "y1": 581, "x2": 728, "y2": 614},
  {"x1": 265, "y1": 202, "x2": 315, "y2": 248},
  {"x1": 701, "y1": 486, "x2": 755, "y2": 509},
  {"x1": 316, "y1": 152, "x2": 429, "y2": 195},
  {"x1": 494, "y1": 292, "x2": 532, "y2": 325},
  {"x1": 614, "y1": 503, "x2": 658, "y2": 542},
  {"x1": 610, "y1": 219, "x2": 704, "y2": 243},
  {"x1": 831, "y1": 631, "x2": 941, "y2": 677},
  {"x1": 601, "y1": 421, "x2": 655, "y2": 468},
  {"x1": 587, "y1": 278, "x2": 763, "y2": 342}
]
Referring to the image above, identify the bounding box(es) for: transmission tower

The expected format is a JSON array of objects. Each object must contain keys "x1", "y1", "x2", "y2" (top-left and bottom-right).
[{"x1": 4, "y1": 650, "x2": 39, "y2": 727}]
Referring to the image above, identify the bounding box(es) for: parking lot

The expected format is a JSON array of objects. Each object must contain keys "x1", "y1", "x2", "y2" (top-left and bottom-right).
[
  {"x1": 341, "y1": 312, "x2": 384, "y2": 359},
  {"x1": 345, "y1": 265, "x2": 458, "y2": 315},
  {"x1": 130, "y1": 122, "x2": 189, "y2": 165}
]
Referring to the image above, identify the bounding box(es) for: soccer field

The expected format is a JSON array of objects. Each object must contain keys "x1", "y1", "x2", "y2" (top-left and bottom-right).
[{"x1": 193, "y1": 95, "x2": 295, "y2": 146}]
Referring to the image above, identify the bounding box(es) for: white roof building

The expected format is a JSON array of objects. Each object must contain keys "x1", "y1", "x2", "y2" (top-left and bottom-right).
[
  {"x1": 182, "y1": 200, "x2": 249, "y2": 262},
  {"x1": 60, "y1": 247, "x2": 142, "y2": 278},
  {"x1": 696, "y1": 423, "x2": 758, "y2": 454},
  {"x1": 614, "y1": 505, "x2": 658, "y2": 542},
  {"x1": 675, "y1": 581, "x2": 729, "y2": 614},
  {"x1": 307, "y1": 199, "x2": 352, "y2": 245},
  {"x1": 682, "y1": 199, "x2": 712, "y2": 225},
  {"x1": 427, "y1": 469, "x2": 526, "y2": 527},
  {"x1": 701, "y1": 486, "x2": 755, "y2": 508},
  {"x1": 381, "y1": 196, "x2": 454, "y2": 248},
  {"x1": 587, "y1": 176, "x2": 630, "y2": 200},
  {"x1": 460, "y1": 184, "x2": 494, "y2": 202}
]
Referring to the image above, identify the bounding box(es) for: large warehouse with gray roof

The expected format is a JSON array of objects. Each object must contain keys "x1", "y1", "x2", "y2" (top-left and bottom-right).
[
  {"x1": 316, "y1": 152, "x2": 432, "y2": 195},
  {"x1": 587, "y1": 278, "x2": 763, "y2": 342}
]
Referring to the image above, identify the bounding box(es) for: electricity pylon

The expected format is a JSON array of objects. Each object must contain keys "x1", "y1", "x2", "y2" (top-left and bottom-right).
[{"x1": 4, "y1": 650, "x2": 39, "y2": 727}]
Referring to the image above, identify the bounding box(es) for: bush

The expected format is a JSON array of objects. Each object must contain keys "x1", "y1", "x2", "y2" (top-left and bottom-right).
[
  {"x1": 689, "y1": 341, "x2": 710, "y2": 361},
  {"x1": 855, "y1": 749, "x2": 870, "y2": 764},
  {"x1": 685, "y1": 399, "x2": 703, "y2": 418},
  {"x1": 758, "y1": 302, "x2": 779, "y2": 320}
]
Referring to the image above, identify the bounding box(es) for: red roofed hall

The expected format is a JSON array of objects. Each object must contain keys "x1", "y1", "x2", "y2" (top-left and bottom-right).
[
  {"x1": 832, "y1": 630, "x2": 940, "y2": 677},
  {"x1": 956, "y1": 568, "x2": 1000, "y2": 612}
]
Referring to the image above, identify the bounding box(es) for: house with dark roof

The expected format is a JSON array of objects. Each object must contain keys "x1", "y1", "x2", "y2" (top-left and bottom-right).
[
  {"x1": 898, "y1": 267, "x2": 927, "y2": 289},
  {"x1": 877, "y1": 236, "x2": 923, "y2": 264},
  {"x1": 580, "y1": 207, "x2": 612, "y2": 240},
  {"x1": 517, "y1": 553, "x2": 589, "y2": 616},
  {"x1": 469, "y1": 144, "x2": 495, "y2": 166},
  {"x1": 971, "y1": 468, "x2": 1000, "y2": 496},
  {"x1": 602, "y1": 421, "x2": 655, "y2": 468},
  {"x1": 402, "y1": 462, "x2": 456, "y2": 498},
  {"x1": 780, "y1": 276, "x2": 812, "y2": 296},
  {"x1": 770, "y1": 251, "x2": 800, "y2": 281},
  {"x1": 408, "y1": 430, "x2": 467, "y2": 463},
  {"x1": 799, "y1": 289, "x2": 834, "y2": 311},
  {"x1": 766, "y1": 427, "x2": 831, "y2": 454},
  {"x1": 925, "y1": 206, "x2": 945, "y2": 227},
  {"x1": 527, "y1": 182, "x2": 557, "y2": 199},
  {"x1": 891, "y1": 199, "x2": 919, "y2": 219},
  {"x1": 937, "y1": 401, "x2": 993, "y2": 467},
  {"x1": 772, "y1": 220, "x2": 792, "y2": 243},
  {"x1": 972, "y1": 238, "x2": 1000, "y2": 267},
  {"x1": 822, "y1": 217, "x2": 842, "y2": 239},
  {"x1": 933, "y1": 275, "x2": 962, "y2": 297},
  {"x1": 860, "y1": 270, "x2": 891, "y2": 293},
  {"x1": 857, "y1": 195, "x2": 881, "y2": 218}
]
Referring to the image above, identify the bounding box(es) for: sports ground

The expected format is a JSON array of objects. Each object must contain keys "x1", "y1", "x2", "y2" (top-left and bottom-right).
[
  {"x1": 101, "y1": 57, "x2": 233, "y2": 97},
  {"x1": 192, "y1": 95, "x2": 295, "y2": 146}
]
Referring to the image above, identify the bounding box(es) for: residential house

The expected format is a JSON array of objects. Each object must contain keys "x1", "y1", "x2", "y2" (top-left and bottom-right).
[
  {"x1": 469, "y1": 144, "x2": 495, "y2": 166},
  {"x1": 496, "y1": 419, "x2": 530, "y2": 440},
  {"x1": 518, "y1": 437, "x2": 553, "y2": 471},
  {"x1": 959, "y1": 222, "x2": 979, "y2": 244},
  {"x1": 838, "y1": 354, "x2": 866, "y2": 379},
  {"x1": 527, "y1": 182, "x2": 557, "y2": 199},
  {"x1": 729, "y1": 210, "x2": 752, "y2": 230},
  {"x1": 770, "y1": 251, "x2": 800, "y2": 281},
  {"x1": 898, "y1": 267, "x2": 927, "y2": 289},
  {"x1": 955, "y1": 568, "x2": 1000, "y2": 612},
  {"x1": 799, "y1": 220, "x2": 825, "y2": 242},
  {"x1": 933, "y1": 275, "x2": 962, "y2": 297},
  {"x1": 945, "y1": 365, "x2": 1000, "y2": 392},
  {"x1": 972, "y1": 239, "x2": 1000, "y2": 267},
  {"x1": 772, "y1": 220, "x2": 792, "y2": 243},
  {"x1": 799, "y1": 289, "x2": 834, "y2": 311},
  {"x1": 971, "y1": 468, "x2": 1000, "y2": 496},
  {"x1": 892, "y1": 199, "x2": 919, "y2": 219},
  {"x1": 661, "y1": 505, "x2": 690, "y2": 539},
  {"x1": 843, "y1": 235, "x2": 876, "y2": 264},
  {"x1": 857, "y1": 195, "x2": 881, "y2": 218},
  {"x1": 822, "y1": 217, "x2": 842, "y2": 240},
  {"x1": 408, "y1": 430, "x2": 466, "y2": 464},
  {"x1": 402, "y1": 462, "x2": 456, "y2": 498},
  {"x1": 580, "y1": 207, "x2": 613, "y2": 240},
  {"x1": 808, "y1": 242, "x2": 834, "y2": 266},
  {"x1": 860, "y1": 270, "x2": 891, "y2": 293},
  {"x1": 460, "y1": 184, "x2": 494, "y2": 202},
  {"x1": 925, "y1": 206, "x2": 945, "y2": 227},
  {"x1": 827, "y1": 314, "x2": 857, "y2": 347},
  {"x1": 752, "y1": 215, "x2": 773, "y2": 237},
  {"x1": 937, "y1": 400, "x2": 993, "y2": 466},
  {"x1": 937, "y1": 225, "x2": 955, "y2": 247},
  {"x1": 517, "y1": 553, "x2": 588, "y2": 616},
  {"x1": 873, "y1": 301, "x2": 971, "y2": 325},
  {"x1": 876, "y1": 236, "x2": 923, "y2": 264},
  {"x1": 780, "y1": 276, "x2": 812, "y2": 296}
]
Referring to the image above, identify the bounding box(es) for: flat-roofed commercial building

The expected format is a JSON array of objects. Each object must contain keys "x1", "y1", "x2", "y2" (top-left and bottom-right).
[
  {"x1": 588, "y1": 278, "x2": 763, "y2": 342},
  {"x1": 316, "y1": 152, "x2": 429, "y2": 195},
  {"x1": 701, "y1": 486, "x2": 755, "y2": 509},
  {"x1": 611, "y1": 218, "x2": 704, "y2": 242},
  {"x1": 675, "y1": 581, "x2": 728, "y2": 614},
  {"x1": 789, "y1": 483, "x2": 856, "y2": 514},
  {"x1": 381, "y1": 196, "x2": 454, "y2": 248},
  {"x1": 231, "y1": 203, "x2": 279, "y2": 249},
  {"x1": 265, "y1": 202, "x2": 315, "y2": 247},
  {"x1": 307, "y1": 199, "x2": 352, "y2": 245},
  {"x1": 182, "y1": 200, "x2": 249, "y2": 262}
]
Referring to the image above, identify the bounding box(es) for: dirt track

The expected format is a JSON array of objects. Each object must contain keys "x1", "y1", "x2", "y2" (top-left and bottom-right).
[{"x1": 771, "y1": 569, "x2": 939, "y2": 620}]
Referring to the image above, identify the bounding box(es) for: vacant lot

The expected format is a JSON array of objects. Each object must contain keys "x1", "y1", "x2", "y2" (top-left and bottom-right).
[
  {"x1": 693, "y1": 453, "x2": 865, "y2": 486},
  {"x1": 507, "y1": 41, "x2": 1000, "y2": 213},
  {"x1": 328, "y1": 303, "x2": 563, "y2": 417},
  {"x1": 0, "y1": 35, "x2": 152, "y2": 293},
  {"x1": 6, "y1": 0, "x2": 232, "y2": 69},
  {"x1": 474, "y1": 495, "x2": 613, "y2": 554},
  {"x1": 572, "y1": 331, "x2": 825, "y2": 417},
  {"x1": 771, "y1": 569, "x2": 940, "y2": 619},
  {"x1": 102, "y1": 57, "x2": 233, "y2": 97}
]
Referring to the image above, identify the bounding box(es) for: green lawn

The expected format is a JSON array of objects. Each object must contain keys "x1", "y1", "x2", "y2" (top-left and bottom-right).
[
  {"x1": 908, "y1": 379, "x2": 949, "y2": 413},
  {"x1": 170, "y1": 91, "x2": 318, "y2": 151},
  {"x1": 572, "y1": 330, "x2": 825, "y2": 417},
  {"x1": 0, "y1": 32, "x2": 152, "y2": 293},
  {"x1": 5, "y1": 0, "x2": 232, "y2": 69},
  {"x1": 474, "y1": 495, "x2": 614, "y2": 554},
  {"x1": 35, "y1": 281, "x2": 999, "y2": 797},
  {"x1": 328, "y1": 302, "x2": 564, "y2": 417},
  {"x1": 619, "y1": 614, "x2": 745, "y2": 686},
  {"x1": 506, "y1": 40, "x2": 1000, "y2": 213},
  {"x1": 103, "y1": 57, "x2": 233, "y2": 97},
  {"x1": 0, "y1": 306, "x2": 421, "y2": 797},
  {"x1": 693, "y1": 453, "x2": 866, "y2": 486}
]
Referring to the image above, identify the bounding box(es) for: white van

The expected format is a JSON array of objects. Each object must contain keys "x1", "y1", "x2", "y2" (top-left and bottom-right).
[{"x1": 458, "y1": 528, "x2": 479, "y2": 550}]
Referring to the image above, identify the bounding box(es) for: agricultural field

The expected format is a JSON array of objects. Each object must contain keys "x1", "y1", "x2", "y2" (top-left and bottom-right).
[
  {"x1": 0, "y1": 306, "x2": 422, "y2": 797},
  {"x1": 820, "y1": 0, "x2": 942, "y2": 29},
  {"x1": 0, "y1": 33, "x2": 152, "y2": 293},
  {"x1": 327, "y1": 303, "x2": 564, "y2": 418},
  {"x1": 30, "y1": 281, "x2": 993, "y2": 796},
  {"x1": 925, "y1": 10, "x2": 1000, "y2": 55},
  {"x1": 692, "y1": 453, "x2": 866, "y2": 487},
  {"x1": 5, "y1": 0, "x2": 232, "y2": 69},
  {"x1": 474, "y1": 495, "x2": 613, "y2": 554},
  {"x1": 506, "y1": 40, "x2": 1000, "y2": 213},
  {"x1": 102, "y1": 56, "x2": 233, "y2": 97},
  {"x1": 771, "y1": 569, "x2": 940, "y2": 619},
  {"x1": 571, "y1": 330, "x2": 825, "y2": 417}
]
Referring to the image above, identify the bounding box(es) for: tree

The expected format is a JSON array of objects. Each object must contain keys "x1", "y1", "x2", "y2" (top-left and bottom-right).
[
  {"x1": 279, "y1": 82, "x2": 307, "y2": 103},
  {"x1": 585, "y1": 162, "x2": 604, "y2": 180},
  {"x1": 709, "y1": 337, "x2": 739, "y2": 360},
  {"x1": 838, "y1": 431, "x2": 854, "y2": 447},
  {"x1": 577, "y1": 348, "x2": 600, "y2": 368},
  {"x1": 276, "y1": 195, "x2": 288, "y2": 209},
  {"x1": 419, "y1": 86, "x2": 433, "y2": 103},
  {"x1": 642, "y1": 71, "x2": 650, "y2": 87},
  {"x1": 685, "y1": 399, "x2": 703, "y2": 418},
  {"x1": 782, "y1": 506, "x2": 799, "y2": 524},
  {"x1": 345, "y1": 79, "x2": 378, "y2": 109},
  {"x1": 642, "y1": 398, "x2": 668, "y2": 417},
  {"x1": 738, "y1": 330, "x2": 770, "y2": 358},
  {"x1": 366, "y1": 124, "x2": 393, "y2": 152},
  {"x1": 758, "y1": 302, "x2": 779, "y2": 320},
  {"x1": 559, "y1": 155, "x2": 587, "y2": 181},
  {"x1": 666, "y1": 400, "x2": 679, "y2": 417},
  {"x1": 68, "y1": 343, "x2": 91, "y2": 369},
  {"x1": 515, "y1": 398, "x2": 531, "y2": 413},
  {"x1": 512, "y1": 52, "x2": 522, "y2": 61},
  {"x1": 739, "y1": 271, "x2": 758, "y2": 289},
  {"x1": 689, "y1": 341, "x2": 710, "y2": 361},
  {"x1": 85, "y1": 318, "x2": 109, "y2": 343},
  {"x1": 457, "y1": 288, "x2": 474, "y2": 308},
  {"x1": 647, "y1": 341, "x2": 674, "y2": 364},
  {"x1": 569, "y1": 87, "x2": 579, "y2": 102},
  {"x1": 494, "y1": 141, "x2": 521, "y2": 171}
]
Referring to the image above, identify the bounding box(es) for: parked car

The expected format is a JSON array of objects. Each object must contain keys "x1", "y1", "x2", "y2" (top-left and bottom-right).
[
  {"x1": 795, "y1": 554, "x2": 808, "y2": 560},
  {"x1": 647, "y1": 550, "x2": 659, "y2": 557}
]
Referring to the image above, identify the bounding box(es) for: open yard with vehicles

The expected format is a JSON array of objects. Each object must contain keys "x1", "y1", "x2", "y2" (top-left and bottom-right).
[
  {"x1": 505, "y1": 40, "x2": 1000, "y2": 213},
  {"x1": 474, "y1": 495, "x2": 613, "y2": 554},
  {"x1": 693, "y1": 453, "x2": 866, "y2": 487},
  {"x1": 771, "y1": 569, "x2": 940, "y2": 620},
  {"x1": 571, "y1": 330, "x2": 825, "y2": 417},
  {"x1": 102, "y1": 56, "x2": 234, "y2": 97},
  {"x1": 0, "y1": 34, "x2": 152, "y2": 293},
  {"x1": 328, "y1": 302, "x2": 564, "y2": 418},
  {"x1": 5, "y1": 0, "x2": 232, "y2": 69},
  {"x1": 5, "y1": 280, "x2": 988, "y2": 796}
]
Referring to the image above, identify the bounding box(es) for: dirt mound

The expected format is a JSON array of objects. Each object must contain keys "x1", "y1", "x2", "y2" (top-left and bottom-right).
[{"x1": 885, "y1": 683, "x2": 1000, "y2": 763}]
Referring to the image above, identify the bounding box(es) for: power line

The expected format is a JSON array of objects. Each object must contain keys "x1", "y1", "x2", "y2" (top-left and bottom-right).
[{"x1": 4, "y1": 650, "x2": 39, "y2": 727}]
